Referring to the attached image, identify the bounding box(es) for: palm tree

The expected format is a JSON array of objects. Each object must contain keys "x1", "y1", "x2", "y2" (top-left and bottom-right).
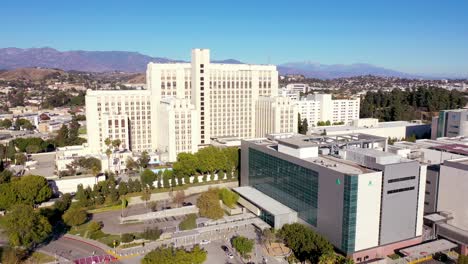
[
  {"x1": 105, "y1": 148, "x2": 112, "y2": 172},
  {"x1": 104, "y1": 137, "x2": 113, "y2": 173},
  {"x1": 111, "y1": 139, "x2": 122, "y2": 172}
]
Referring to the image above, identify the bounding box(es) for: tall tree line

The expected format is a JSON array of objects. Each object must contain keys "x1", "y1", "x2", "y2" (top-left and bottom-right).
[{"x1": 360, "y1": 87, "x2": 467, "y2": 121}]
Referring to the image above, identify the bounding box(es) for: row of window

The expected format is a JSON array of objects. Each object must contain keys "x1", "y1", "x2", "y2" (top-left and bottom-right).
[
  {"x1": 388, "y1": 176, "x2": 416, "y2": 183},
  {"x1": 387, "y1": 186, "x2": 415, "y2": 194}
]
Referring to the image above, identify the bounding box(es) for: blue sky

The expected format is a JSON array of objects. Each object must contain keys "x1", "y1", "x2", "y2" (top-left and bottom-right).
[{"x1": 1, "y1": 0, "x2": 467, "y2": 77}]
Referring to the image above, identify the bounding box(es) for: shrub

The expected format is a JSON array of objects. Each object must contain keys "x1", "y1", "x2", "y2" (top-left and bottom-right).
[
  {"x1": 218, "y1": 188, "x2": 239, "y2": 208},
  {"x1": 121, "y1": 233, "x2": 135, "y2": 243},
  {"x1": 197, "y1": 188, "x2": 224, "y2": 220},
  {"x1": 179, "y1": 214, "x2": 197, "y2": 230},
  {"x1": 62, "y1": 206, "x2": 87, "y2": 226},
  {"x1": 141, "y1": 227, "x2": 162, "y2": 241}
]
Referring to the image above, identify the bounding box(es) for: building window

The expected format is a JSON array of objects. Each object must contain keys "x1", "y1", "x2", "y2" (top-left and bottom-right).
[
  {"x1": 388, "y1": 176, "x2": 416, "y2": 183},
  {"x1": 387, "y1": 186, "x2": 415, "y2": 194},
  {"x1": 248, "y1": 148, "x2": 318, "y2": 226}
]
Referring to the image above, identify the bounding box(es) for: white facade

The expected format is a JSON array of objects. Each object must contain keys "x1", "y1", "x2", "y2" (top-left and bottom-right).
[
  {"x1": 255, "y1": 96, "x2": 297, "y2": 137},
  {"x1": 157, "y1": 98, "x2": 199, "y2": 161},
  {"x1": 296, "y1": 93, "x2": 360, "y2": 128},
  {"x1": 285, "y1": 83, "x2": 309, "y2": 93},
  {"x1": 86, "y1": 89, "x2": 152, "y2": 153},
  {"x1": 86, "y1": 49, "x2": 292, "y2": 161},
  {"x1": 354, "y1": 171, "x2": 382, "y2": 251}
]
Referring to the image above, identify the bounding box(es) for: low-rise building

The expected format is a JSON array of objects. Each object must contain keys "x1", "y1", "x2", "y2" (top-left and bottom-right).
[
  {"x1": 431, "y1": 109, "x2": 468, "y2": 139},
  {"x1": 237, "y1": 133, "x2": 426, "y2": 262},
  {"x1": 312, "y1": 118, "x2": 431, "y2": 140}
]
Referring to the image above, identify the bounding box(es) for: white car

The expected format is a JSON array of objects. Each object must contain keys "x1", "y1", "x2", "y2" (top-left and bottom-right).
[
  {"x1": 200, "y1": 239, "x2": 211, "y2": 245},
  {"x1": 227, "y1": 253, "x2": 234, "y2": 259}
]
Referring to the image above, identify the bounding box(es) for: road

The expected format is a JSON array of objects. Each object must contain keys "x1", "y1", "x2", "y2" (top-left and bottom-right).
[
  {"x1": 40, "y1": 236, "x2": 121, "y2": 263},
  {"x1": 91, "y1": 194, "x2": 199, "y2": 234}
]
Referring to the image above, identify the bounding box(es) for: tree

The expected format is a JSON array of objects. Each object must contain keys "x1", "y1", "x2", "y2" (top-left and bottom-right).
[
  {"x1": 67, "y1": 119, "x2": 81, "y2": 145},
  {"x1": 54, "y1": 193, "x2": 72, "y2": 213},
  {"x1": 0, "y1": 169, "x2": 13, "y2": 184},
  {"x1": 0, "y1": 175, "x2": 53, "y2": 210},
  {"x1": 278, "y1": 223, "x2": 334, "y2": 263},
  {"x1": 223, "y1": 147, "x2": 239, "y2": 179},
  {"x1": 118, "y1": 182, "x2": 128, "y2": 196},
  {"x1": 55, "y1": 125, "x2": 69, "y2": 147},
  {"x1": 173, "y1": 152, "x2": 199, "y2": 178},
  {"x1": 197, "y1": 188, "x2": 224, "y2": 219},
  {"x1": 121, "y1": 233, "x2": 135, "y2": 243},
  {"x1": 112, "y1": 139, "x2": 122, "y2": 150},
  {"x1": 14, "y1": 153, "x2": 27, "y2": 166},
  {"x1": 105, "y1": 148, "x2": 112, "y2": 172},
  {"x1": 141, "y1": 227, "x2": 162, "y2": 240},
  {"x1": 140, "y1": 169, "x2": 156, "y2": 188},
  {"x1": 138, "y1": 151, "x2": 150, "y2": 169},
  {"x1": 172, "y1": 190, "x2": 185, "y2": 207},
  {"x1": 232, "y1": 236, "x2": 254, "y2": 258},
  {"x1": 298, "y1": 113, "x2": 308, "y2": 134},
  {"x1": 0, "y1": 118, "x2": 12, "y2": 129},
  {"x1": 62, "y1": 206, "x2": 87, "y2": 227},
  {"x1": 219, "y1": 188, "x2": 239, "y2": 208},
  {"x1": 179, "y1": 214, "x2": 197, "y2": 230},
  {"x1": 141, "y1": 188, "x2": 151, "y2": 207},
  {"x1": 125, "y1": 157, "x2": 138, "y2": 172},
  {"x1": 142, "y1": 245, "x2": 206, "y2": 264},
  {"x1": 2, "y1": 204, "x2": 52, "y2": 249}
]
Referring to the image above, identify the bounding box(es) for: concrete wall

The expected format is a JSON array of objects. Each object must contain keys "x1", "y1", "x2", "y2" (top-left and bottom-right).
[
  {"x1": 438, "y1": 160, "x2": 468, "y2": 231},
  {"x1": 378, "y1": 161, "x2": 420, "y2": 245},
  {"x1": 355, "y1": 172, "x2": 382, "y2": 251},
  {"x1": 49, "y1": 175, "x2": 106, "y2": 194},
  {"x1": 121, "y1": 205, "x2": 198, "y2": 222}
]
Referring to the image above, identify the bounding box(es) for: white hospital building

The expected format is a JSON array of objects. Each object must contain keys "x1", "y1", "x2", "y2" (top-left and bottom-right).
[
  {"x1": 296, "y1": 93, "x2": 360, "y2": 128},
  {"x1": 86, "y1": 49, "x2": 297, "y2": 161}
]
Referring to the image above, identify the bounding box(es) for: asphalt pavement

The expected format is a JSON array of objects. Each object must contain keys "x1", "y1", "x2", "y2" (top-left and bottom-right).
[{"x1": 39, "y1": 236, "x2": 121, "y2": 263}]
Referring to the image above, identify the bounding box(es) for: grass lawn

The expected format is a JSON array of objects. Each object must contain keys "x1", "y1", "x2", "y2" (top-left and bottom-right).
[
  {"x1": 26, "y1": 252, "x2": 56, "y2": 264},
  {"x1": 68, "y1": 222, "x2": 125, "y2": 247},
  {"x1": 87, "y1": 204, "x2": 122, "y2": 214}
]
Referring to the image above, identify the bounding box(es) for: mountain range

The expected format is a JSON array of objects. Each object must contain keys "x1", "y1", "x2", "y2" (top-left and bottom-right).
[{"x1": 0, "y1": 47, "x2": 419, "y2": 79}]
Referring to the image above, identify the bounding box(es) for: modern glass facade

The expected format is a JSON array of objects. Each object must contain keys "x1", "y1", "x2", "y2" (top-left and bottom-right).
[
  {"x1": 248, "y1": 148, "x2": 319, "y2": 226},
  {"x1": 341, "y1": 175, "x2": 358, "y2": 253}
]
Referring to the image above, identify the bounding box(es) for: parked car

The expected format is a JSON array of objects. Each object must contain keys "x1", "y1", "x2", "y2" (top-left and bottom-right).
[
  {"x1": 221, "y1": 245, "x2": 229, "y2": 252},
  {"x1": 200, "y1": 239, "x2": 211, "y2": 245},
  {"x1": 227, "y1": 253, "x2": 234, "y2": 259},
  {"x1": 182, "y1": 202, "x2": 193, "y2": 206}
]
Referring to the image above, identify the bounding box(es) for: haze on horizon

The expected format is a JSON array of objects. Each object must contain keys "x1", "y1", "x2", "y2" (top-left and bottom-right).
[{"x1": 1, "y1": 0, "x2": 467, "y2": 77}]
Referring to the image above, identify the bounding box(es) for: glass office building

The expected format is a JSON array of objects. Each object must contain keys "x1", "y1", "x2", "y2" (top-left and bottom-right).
[{"x1": 248, "y1": 148, "x2": 319, "y2": 226}]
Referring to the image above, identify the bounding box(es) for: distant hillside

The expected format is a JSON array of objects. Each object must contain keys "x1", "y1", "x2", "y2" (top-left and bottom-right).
[
  {"x1": 125, "y1": 73, "x2": 146, "y2": 84},
  {"x1": 278, "y1": 62, "x2": 417, "y2": 79},
  {"x1": 0, "y1": 67, "x2": 66, "y2": 81},
  {"x1": 0, "y1": 47, "x2": 174, "y2": 72},
  {"x1": 0, "y1": 47, "x2": 435, "y2": 79}
]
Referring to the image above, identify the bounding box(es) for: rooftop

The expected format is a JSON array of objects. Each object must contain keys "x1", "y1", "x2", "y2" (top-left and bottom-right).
[
  {"x1": 312, "y1": 120, "x2": 426, "y2": 133},
  {"x1": 304, "y1": 155, "x2": 374, "y2": 174},
  {"x1": 233, "y1": 186, "x2": 296, "y2": 216},
  {"x1": 277, "y1": 133, "x2": 386, "y2": 149},
  {"x1": 431, "y1": 144, "x2": 468, "y2": 156},
  {"x1": 399, "y1": 239, "x2": 457, "y2": 259}
]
